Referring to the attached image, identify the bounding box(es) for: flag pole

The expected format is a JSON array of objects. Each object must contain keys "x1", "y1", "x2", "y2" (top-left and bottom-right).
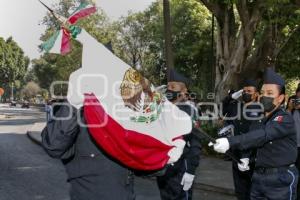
[{"x1": 38, "y1": 0, "x2": 66, "y2": 25}]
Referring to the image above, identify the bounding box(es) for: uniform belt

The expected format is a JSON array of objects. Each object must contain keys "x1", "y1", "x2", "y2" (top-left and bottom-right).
[{"x1": 254, "y1": 164, "x2": 295, "y2": 174}]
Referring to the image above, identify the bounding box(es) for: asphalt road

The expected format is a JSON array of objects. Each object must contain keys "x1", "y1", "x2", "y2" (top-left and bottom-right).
[{"x1": 0, "y1": 105, "x2": 235, "y2": 200}]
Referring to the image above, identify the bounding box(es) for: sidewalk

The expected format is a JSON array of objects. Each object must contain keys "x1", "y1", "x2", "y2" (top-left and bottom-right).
[
  {"x1": 0, "y1": 103, "x2": 8, "y2": 119},
  {"x1": 27, "y1": 122, "x2": 235, "y2": 196},
  {"x1": 0, "y1": 103, "x2": 9, "y2": 108}
]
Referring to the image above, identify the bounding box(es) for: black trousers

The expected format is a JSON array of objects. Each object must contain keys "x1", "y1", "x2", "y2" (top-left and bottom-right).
[
  {"x1": 232, "y1": 162, "x2": 254, "y2": 200},
  {"x1": 295, "y1": 148, "x2": 300, "y2": 200},
  {"x1": 157, "y1": 160, "x2": 192, "y2": 200},
  {"x1": 69, "y1": 175, "x2": 135, "y2": 200},
  {"x1": 250, "y1": 166, "x2": 298, "y2": 200}
]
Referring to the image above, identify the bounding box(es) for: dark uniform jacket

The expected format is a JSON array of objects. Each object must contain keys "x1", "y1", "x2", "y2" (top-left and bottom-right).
[
  {"x1": 176, "y1": 103, "x2": 202, "y2": 174},
  {"x1": 156, "y1": 102, "x2": 202, "y2": 200},
  {"x1": 231, "y1": 103, "x2": 262, "y2": 160},
  {"x1": 41, "y1": 103, "x2": 135, "y2": 200},
  {"x1": 229, "y1": 108, "x2": 297, "y2": 168}
]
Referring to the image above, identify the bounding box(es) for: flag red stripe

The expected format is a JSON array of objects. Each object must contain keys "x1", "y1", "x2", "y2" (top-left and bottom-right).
[
  {"x1": 61, "y1": 28, "x2": 71, "y2": 55},
  {"x1": 83, "y1": 93, "x2": 174, "y2": 171},
  {"x1": 68, "y1": 7, "x2": 97, "y2": 24}
]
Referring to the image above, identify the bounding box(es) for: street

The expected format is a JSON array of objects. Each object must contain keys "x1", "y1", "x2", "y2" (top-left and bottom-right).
[
  {"x1": 0, "y1": 105, "x2": 235, "y2": 200},
  {"x1": 0, "y1": 106, "x2": 69, "y2": 200}
]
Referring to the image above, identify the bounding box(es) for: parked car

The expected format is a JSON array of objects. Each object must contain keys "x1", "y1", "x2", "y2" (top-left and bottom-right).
[
  {"x1": 10, "y1": 101, "x2": 17, "y2": 107},
  {"x1": 21, "y1": 101, "x2": 30, "y2": 109}
]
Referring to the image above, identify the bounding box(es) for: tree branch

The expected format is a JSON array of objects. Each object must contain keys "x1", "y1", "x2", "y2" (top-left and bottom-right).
[
  {"x1": 243, "y1": 25, "x2": 275, "y2": 78},
  {"x1": 200, "y1": 0, "x2": 223, "y2": 21},
  {"x1": 275, "y1": 25, "x2": 300, "y2": 58},
  {"x1": 249, "y1": 0, "x2": 266, "y2": 28},
  {"x1": 236, "y1": 0, "x2": 250, "y2": 27}
]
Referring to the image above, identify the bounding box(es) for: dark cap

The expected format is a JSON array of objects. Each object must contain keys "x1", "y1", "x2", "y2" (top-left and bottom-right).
[
  {"x1": 243, "y1": 79, "x2": 258, "y2": 88},
  {"x1": 263, "y1": 67, "x2": 285, "y2": 87},
  {"x1": 169, "y1": 69, "x2": 191, "y2": 85}
]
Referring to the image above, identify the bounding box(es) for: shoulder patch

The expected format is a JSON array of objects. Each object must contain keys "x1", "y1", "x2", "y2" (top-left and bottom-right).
[{"x1": 273, "y1": 116, "x2": 283, "y2": 123}]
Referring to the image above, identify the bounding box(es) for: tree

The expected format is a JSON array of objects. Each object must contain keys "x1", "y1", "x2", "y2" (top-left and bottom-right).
[
  {"x1": 199, "y1": 0, "x2": 300, "y2": 102},
  {"x1": 277, "y1": 27, "x2": 300, "y2": 80},
  {"x1": 0, "y1": 36, "x2": 30, "y2": 100},
  {"x1": 114, "y1": 13, "x2": 149, "y2": 68},
  {"x1": 115, "y1": 0, "x2": 212, "y2": 97},
  {"x1": 163, "y1": 0, "x2": 175, "y2": 80},
  {"x1": 21, "y1": 81, "x2": 41, "y2": 100},
  {"x1": 24, "y1": 68, "x2": 38, "y2": 83}
]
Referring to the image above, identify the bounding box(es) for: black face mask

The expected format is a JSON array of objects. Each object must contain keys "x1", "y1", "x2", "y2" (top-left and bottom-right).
[
  {"x1": 165, "y1": 89, "x2": 181, "y2": 101},
  {"x1": 260, "y1": 96, "x2": 276, "y2": 112},
  {"x1": 242, "y1": 93, "x2": 253, "y2": 103}
]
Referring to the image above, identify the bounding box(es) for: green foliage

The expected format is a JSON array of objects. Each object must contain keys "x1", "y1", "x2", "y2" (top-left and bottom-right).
[
  {"x1": 0, "y1": 37, "x2": 29, "y2": 83},
  {"x1": 277, "y1": 28, "x2": 300, "y2": 80},
  {"x1": 21, "y1": 81, "x2": 41, "y2": 100},
  {"x1": 285, "y1": 78, "x2": 300, "y2": 97},
  {"x1": 115, "y1": 0, "x2": 213, "y2": 97},
  {"x1": 34, "y1": 0, "x2": 300, "y2": 102},
  {"x1": 0, "y1": 36, "x2": 29, "y2": 100},
  {"x1": 170, "y1": 0, "x2": 213, "y2": 97},
  {"x1": 24, "y1": 68, "x2": 38, "y2": 83}
]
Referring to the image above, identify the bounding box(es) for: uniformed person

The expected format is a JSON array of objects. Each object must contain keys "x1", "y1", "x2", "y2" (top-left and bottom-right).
[
  {"x1": 226, "y1": 79, "x2": 262, "y2": 200},
  {"x1": 293, "y1": 86, "x2": 300, "y2": 200},
  {"x1": 41, "y1": 101, "x2": 135, "y2": 200},
  {"x1": 211, "y1": 68, "x2": 298, "y2": 200},
  {"x1": 156, "y1": 69, "x2": 201, "y2": 200}
]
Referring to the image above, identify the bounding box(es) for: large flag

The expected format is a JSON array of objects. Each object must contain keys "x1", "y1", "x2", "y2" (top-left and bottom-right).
[{"x1": 66, "y1": 29, "x2": 192, "y2": 171}]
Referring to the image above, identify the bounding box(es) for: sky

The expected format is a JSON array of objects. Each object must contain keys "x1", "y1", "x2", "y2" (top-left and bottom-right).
[{"x1": 0, "y1": 0, "x2": 155, "y2": 60}]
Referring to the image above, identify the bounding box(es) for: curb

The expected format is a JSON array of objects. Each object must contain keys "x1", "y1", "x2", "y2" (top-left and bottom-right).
[
  {"x1": 27, "y1": 131, "x2": 42, "y2": 145},
  {"x1": 26, "y1": 131, "x2": 235, "y2": 196},
  {"x1": 0, "y1": 115, "x2": 6, "y2": 119},
  {"x1": 194, "y1": 182, "x2": 235, "y2": 196}
]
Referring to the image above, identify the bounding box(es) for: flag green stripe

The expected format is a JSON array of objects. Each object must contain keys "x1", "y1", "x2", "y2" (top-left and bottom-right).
[
  {"x1": 41, "y1": 31, "x2": 60, "y2": 52},
  {"x1": 70, "y1": 2, "x2": 88, "y2": 16}
]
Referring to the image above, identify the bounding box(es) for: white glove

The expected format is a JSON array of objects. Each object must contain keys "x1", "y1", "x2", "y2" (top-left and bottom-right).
[
  {"x1": 211, "y1": 138, "x2": 230, "y2": 153},
  {"x1": 238, "y1": 158, "x2": 250, "y2": 172},
  {"x1": 231, "y1": 89, "x2": 243, "y2": 100},
  {"x1": 181, "y1": 172, "x2": 195, "y2": 191},
  {"x1": 167, "y1": 139, "x2": 186, "y2": 164}
]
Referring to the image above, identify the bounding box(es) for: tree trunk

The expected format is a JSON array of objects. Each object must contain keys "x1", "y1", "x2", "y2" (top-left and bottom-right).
[
  {"x1": 214, "y1": 6, "x2": 238, "y2": 102},
  {"x1": 212, "y1": 2, "x2": 264, "y2": 102}
]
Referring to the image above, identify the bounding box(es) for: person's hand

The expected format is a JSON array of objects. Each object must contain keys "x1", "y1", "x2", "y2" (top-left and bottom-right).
[
  {"x1": 208, "y1": 138, "x2": 230, "y2": 153},
  {"x1": 181, "y1": 172, "x2": 195, "y2": 191},
  {"x1": 238, "y1": 158, "x2": 250, "y2": 172},
  {"x1": 167, "y1": 139, "x2": 185, "y2": 164},
  {"x1": 231, "y1": 89, "x2": 243, "y2": 100}
]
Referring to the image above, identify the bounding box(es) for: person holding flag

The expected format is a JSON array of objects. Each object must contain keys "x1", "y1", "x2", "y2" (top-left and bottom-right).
[{"x1": 40, "y1": 2, "x2": 194, "y2": 199}]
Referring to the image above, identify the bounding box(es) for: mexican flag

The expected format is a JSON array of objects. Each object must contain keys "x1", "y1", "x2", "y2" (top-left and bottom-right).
[
  {"x1": 68, "y1": 3, "x2": 97, "y2": 25},
  {"x1": 41, "y1": 28, "x2": 72, "y2": 55},
  {"x1": 41, "y1": 2, "x2": 96, "y2": 55},
  {"x1": 67, "y1": 29, "x2": 193, "y2": 171}
]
